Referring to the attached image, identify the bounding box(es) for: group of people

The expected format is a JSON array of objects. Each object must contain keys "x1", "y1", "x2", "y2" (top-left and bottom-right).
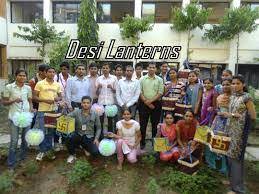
[{"x1": 2, "y1": 60, "x2": 257, "y2": 194}]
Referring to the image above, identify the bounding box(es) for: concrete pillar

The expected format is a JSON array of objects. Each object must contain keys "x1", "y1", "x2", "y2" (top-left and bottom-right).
[
  {"x1": 228, "y1": 0, "x2": 241, "y2": 74},
  {"x1": 43, "y1": 0, "x2": 51, "y2": 22},
  {"x1": 134, "y1": 0, "x2": 142, "y2": 19}
]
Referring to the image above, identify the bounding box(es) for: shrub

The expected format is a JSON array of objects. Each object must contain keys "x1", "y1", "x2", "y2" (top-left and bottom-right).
[
  {"x1": 141, "y1": 155, "x2": 156, "y2": 167},
  {"x1": 68, "y1": 160, "x2": 93, "y2": 185},
  {"x1": 24, "y1": 160, "x2": 39, "y2": 176},
  {"x1": 0, "y1": 172, "x2": 13, "y2": 193},
  {"x1": 147, "y1": 177, "x2": 160, "y2": 194},
  {"x1": 159, "y1": 167, "x2": 223, "y2": 194}
]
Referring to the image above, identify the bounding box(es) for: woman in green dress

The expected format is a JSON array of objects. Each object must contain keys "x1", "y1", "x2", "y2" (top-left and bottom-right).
[{"x1": 222, "y1": 75, "x2": 256, "y2": 194}]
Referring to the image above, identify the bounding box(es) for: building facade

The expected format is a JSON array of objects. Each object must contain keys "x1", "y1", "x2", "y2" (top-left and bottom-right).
[{"x1": 1, "y1": 0, "x2": 259, "y2": 87}]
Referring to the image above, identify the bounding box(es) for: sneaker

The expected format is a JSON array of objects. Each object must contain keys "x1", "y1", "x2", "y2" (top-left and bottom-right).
[
  {"x1": 84, "y1": 149, "x2": 91, "y2": 157},
  {"x1": 54, "y1": 143, "x2": 61, "y2": 152},
  {"x1": 36, "y1": 152, "x2": 45, "y2": 161},
  {"x1": 67, "y1": 155, "x2": 76, "y2": 163}
]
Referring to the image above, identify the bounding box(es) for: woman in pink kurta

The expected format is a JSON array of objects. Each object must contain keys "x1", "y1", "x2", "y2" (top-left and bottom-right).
[{"x1": 156, "y1": 113, "x2": 179, "y2": 162}]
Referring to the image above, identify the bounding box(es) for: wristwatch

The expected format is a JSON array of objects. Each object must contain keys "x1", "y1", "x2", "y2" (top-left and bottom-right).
[{"x1": 231, "y1": 113, "x2": 235, "y2": 117}]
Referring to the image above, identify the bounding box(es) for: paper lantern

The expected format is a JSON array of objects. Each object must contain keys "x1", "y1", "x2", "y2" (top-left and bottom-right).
[
  {"x1": 25, "y1": 128, "x2": 44, "y2": 146},
  {"x1": 12, "y1": 112, "x2": 33, "y2": 128},
  {"x1": 105, "y1": 105, "x2": 118, "y2": 117},
  {"x1": 98, "y1": 139, "x2": 116, "y2": 156},
  {"x1": 91, "y1": 103, "x2": 105, "y2": 116}
]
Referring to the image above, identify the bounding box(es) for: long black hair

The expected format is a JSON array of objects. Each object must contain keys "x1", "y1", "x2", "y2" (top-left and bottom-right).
[{"x1": 232, "y1": 74, "x2": 248, "y2": 92}]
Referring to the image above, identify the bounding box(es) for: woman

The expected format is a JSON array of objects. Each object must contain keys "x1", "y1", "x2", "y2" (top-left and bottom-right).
[
  {"x1": 162, "y1": 68, "x2": 185, "y2": 122},
  {"x1": 115, "y1": 108, "x2": 142, "y2": 170},
  {"x1": 186, "y1": 71, "x2": 203, "y2": 117},
  {"x1": 224, "y1": 75, "x2": 256, "y2": 194},
  {"x1": 215, "y1": 69, "x2": 233, "y2": 94},
  {"x1": 176, "y1": 110, "x2": 200, "y2": 159},
  {"x1": 156, "y1": 113, "x2": 179, "y2": 162},
  {"x1": 200, "y1": 78, "x2": 217, "y2": 125},
  {"x1": 206, "y1": 78, "x2": 232, "y2": 173}
]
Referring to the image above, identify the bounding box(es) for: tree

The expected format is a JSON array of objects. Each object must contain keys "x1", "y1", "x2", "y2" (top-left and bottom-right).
[
  {"x1": 77, "y1": 0, "x2": 99, "y2": 47},
  {"x1": 171, "y1": 1, "x2": 211, "y2": 61},
  {"x1": 119, "y1": 15, "x2": 154, "y2": 45},
  {"x1": 203, "y1": 6, "x2": 259, "y2": 65},
  {"x1": 13, "y1": 18, "x2": 65, "y2": 61},
  {"x1": 48, "y1": 36, "x2": 79, "y2": 71}
]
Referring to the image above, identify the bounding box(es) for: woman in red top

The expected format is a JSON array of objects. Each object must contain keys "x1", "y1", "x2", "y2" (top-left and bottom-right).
[
  {"x1": 156, "y1": 113, "x2": 180, "y2": 162},
  {"x1": 176, "y1": 110, "x2": 199, "y2": 157}
]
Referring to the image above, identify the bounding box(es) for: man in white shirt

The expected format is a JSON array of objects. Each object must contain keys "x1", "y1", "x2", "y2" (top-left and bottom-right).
[
  {"x1": 54, "y1": 61, "x2": 71, "y2": 98},
  {"x1": 116, "y1": 65, "x2": 140, "y2": 119},
  {"x1": 96, "y1": 63, "x2": 117, "y2": 133},
  {"x1": 66, "y1": 64, "x2": 90, "y2": 110}
]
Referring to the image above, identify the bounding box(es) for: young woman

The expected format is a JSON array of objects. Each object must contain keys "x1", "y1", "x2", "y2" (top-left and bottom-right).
[
  {"x1": 162, "y1": 68, "x2": 185, "y2": 121},
  {"x1": 215, "y1": 69, "x2": 233, "y2": 94},
  {"x1": 200, "y1": 78, "x2": 217, "y2": 125},
  {"x1": 224, "y1": 75, "x2": 256, "y2": 194},
  {"x1": 115, "y1": 108, "x2": 142, "y2": 170},
  {"x1": 176, "y1": 110, "x2": 200, "y2": 158},
  {"x1": 156, "y1": 113, "x2": 179, "y2": 162},
  {"x1": 206, "y1": 79, "x2": 232, "y2": 173},
  {"x1": 186, "y1": 71, "x2": 203, "y2": 117}
]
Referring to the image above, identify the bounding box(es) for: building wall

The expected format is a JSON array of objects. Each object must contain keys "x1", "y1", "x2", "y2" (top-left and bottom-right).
[{"x1": 4, "y1": 0, "x2": 259, "y2": 74}]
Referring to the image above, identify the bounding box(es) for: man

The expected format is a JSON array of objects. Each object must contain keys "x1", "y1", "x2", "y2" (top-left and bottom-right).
[
  {"x1": 3, "y1": 69, "x2": 33, "y2": 170},
  {"x1": 33, "y1": 67, "x2": 62, "y2": 161},
  {"x1": 139, "y1": 62, "x2": 164, "y2": 149},
  {"x1": 134, "y1": 62, "x2": 143, "y2": 80},
  {"x1": 87, "y1": 62, "x2": 99, "y2": 104},
  {"x1": 116, "y1": 65, "x2": 140, "y2": 120},
  {"x1": 66, "y1": 64, "x2": 90, "y2": 109},
  {"x1": 54, "y1": 61, "x2": 71, "y2": 98},
  {"x1": 115, "y1": 64, "x2": 124, "y2": 81},
  {"x1": 159, "y1": 61, "x2": 170, "y2": 83},
  {"x1": 29, "y1": 64, "x2": 48, "y2": 110},
  {"x1": 66, "y1": 96, "x2": 101, "y2": 163},
  {"x1": 193, "y1": 67, "x2": 203, "y2": 84},
  {"x1": 96, "y1": 63, "x2": 117, "y2": 133}
]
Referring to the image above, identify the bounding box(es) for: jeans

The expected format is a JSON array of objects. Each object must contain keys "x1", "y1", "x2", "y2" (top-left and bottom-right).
[
  {"x1": 7, "y1": 120, "x2": 29, "y2": 168},
  {"x1": 65, "y1": 133, "x2": 99, "y2": 156},
  {"x1": 36, "y1": 112, "x2": 55, "y2": 153}
]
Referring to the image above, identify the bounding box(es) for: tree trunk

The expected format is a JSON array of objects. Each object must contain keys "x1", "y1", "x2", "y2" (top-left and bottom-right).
[
  {"x1": 236, "y1": 33, "x2": 240, "y2": 74},
  {"x1": 187, "y1": 29, "x2": 191, "y2": 61}
]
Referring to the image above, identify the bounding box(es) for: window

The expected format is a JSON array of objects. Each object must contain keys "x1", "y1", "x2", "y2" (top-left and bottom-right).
[
  {"x1": 97, "y1": 2, "x2": 134, "y2": 23},
  {"x1": 201, "y1": 2, "x2": 229, "y2": 24},
  {"x1": 11, "y1": 60, "x2": 42, "y2": 78},
  {"x1": 11, "y1": 2, "x2": 43, "y2": 23},
  {"x1": 242, "y1": 2, "x2": 259, "y2": 10},
  {"x1": 53, "y1": 2, "x2": 80, "y2": 23},
  {"x1": 142, "y1": 2, "x2": 182, "y2": 23}
]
